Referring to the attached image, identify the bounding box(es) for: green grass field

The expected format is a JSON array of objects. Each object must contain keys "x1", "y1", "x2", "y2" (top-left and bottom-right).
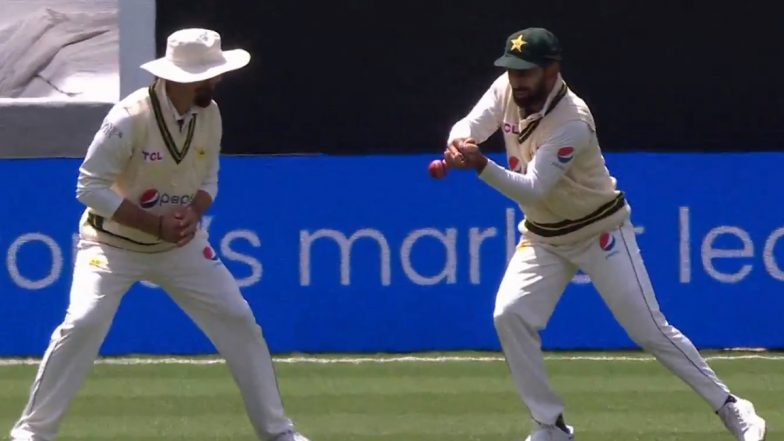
[{"x1": 0, "y1": 353, "x2": 779, "y2": 441}]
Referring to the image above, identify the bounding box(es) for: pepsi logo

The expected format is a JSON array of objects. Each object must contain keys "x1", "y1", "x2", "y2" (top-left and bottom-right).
[
  {"x1": 599, "y1": 232, "x2": 616, "y2": 251},
  {"x1": 509, "y1": 156, "x2": 521, "y2": 172},
  {"x1": 557, "y1": 146, "x2": 575, "y2": 163},
  {"x1": 203, "y1": 246, "x2": 219, "y2": 261},
  {"x1": 139, "y1": 189, "x2": 160, "y2": 209}
]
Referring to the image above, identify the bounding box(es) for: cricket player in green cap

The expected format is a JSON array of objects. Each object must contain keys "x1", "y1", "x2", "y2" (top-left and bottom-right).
[{"x1": 443, "y1": 27, "x2": 766, "y2": 441}]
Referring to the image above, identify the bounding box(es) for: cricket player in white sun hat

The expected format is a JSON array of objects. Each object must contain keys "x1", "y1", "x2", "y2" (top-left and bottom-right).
[
  {"x1": 444, "y1": 27, "x2": 766, "y2": 441},
  {"x1": 9, "y1": 29, "x2": 311, "y2": 441}
]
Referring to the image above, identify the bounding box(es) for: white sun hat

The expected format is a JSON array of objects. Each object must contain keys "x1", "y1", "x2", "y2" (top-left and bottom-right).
[{"x1": 140, "y1": 28, "x2": 251, "y2": 83}]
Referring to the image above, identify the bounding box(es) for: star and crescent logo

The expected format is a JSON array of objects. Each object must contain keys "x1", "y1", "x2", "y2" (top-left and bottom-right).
[{"x1": 510, "y1": 34, "x2": 526, "y2": 52}]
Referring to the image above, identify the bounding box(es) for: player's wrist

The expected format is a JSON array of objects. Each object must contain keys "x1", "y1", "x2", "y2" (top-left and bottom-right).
[
  {"x1": 187, "y1": 204, "x2": 205, "y2": 219},
  {"x1": 473, "y1": 155, "x2": 489, "y2": 174},
  {"x1": 189, "y1": 190, "x2": 213, "y2": 217}
]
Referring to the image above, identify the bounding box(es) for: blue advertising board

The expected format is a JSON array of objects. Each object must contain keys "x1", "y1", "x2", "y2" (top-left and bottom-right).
[{"x1": 0, "y1": 153, "x2": 782, "y2": 356}]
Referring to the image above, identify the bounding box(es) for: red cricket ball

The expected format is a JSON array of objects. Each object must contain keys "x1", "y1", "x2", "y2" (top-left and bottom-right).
[{"x1": 428, "y1": 159, "x2": 448, "y2": 179}]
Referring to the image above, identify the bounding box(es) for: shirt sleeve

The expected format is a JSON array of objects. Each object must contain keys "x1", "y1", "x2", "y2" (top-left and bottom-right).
[
  {"x1": 447, "y1": 75, "x2": 505, "y2": 145},
  {"x1": 199, "y1": 108, "x2": 221, "y2": 201},
  {"x1": 478, "y1": 120, "x2": 593, "y2": 205},
  {"x1": 75, "y1": 105, "x2": 134, "y2": 218}
]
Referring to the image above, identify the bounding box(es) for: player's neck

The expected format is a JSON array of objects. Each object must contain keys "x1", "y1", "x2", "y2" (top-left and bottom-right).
[
  {"x1": 523, "y1": 101, "x2": 545, "y2": 117},
  {"x1": 522, "y1": 79, "x2": 558, "y2": 116},
  {"x1": 164, "y1": 81, "x2": 195, "y2": 116}
]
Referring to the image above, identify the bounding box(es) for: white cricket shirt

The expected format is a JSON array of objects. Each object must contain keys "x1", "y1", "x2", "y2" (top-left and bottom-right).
[
  {"x1": 449, "y1": 73, "x2": 630, "y2": 245},
  {"x1": 76, "y1": 79, "x2": 221, "y2": 252}
]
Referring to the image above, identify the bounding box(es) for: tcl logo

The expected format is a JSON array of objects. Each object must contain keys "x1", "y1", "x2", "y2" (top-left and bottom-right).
[
  {"x1": 142, "y1": 151, "x2": 164, "y2": 162},
  {"x1": 502, "y1": 122, "x2": 521, "y2": 134}
]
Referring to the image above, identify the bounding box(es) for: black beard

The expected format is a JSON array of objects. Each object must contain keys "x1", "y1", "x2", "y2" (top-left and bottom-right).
[
  {"x1": 195, "y1": 93, "x2": 212, "y2": 108},
  {"x1": 513, "y1": 86, "x2": 549, "y2": 114}
]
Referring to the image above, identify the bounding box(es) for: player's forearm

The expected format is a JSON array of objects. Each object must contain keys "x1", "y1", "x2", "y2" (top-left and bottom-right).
[
  {"x1": 448, "y1": 120, "x2": 474, "y2": 143},
  {"x1": 448, "y1": 118, "x2": 498, "y2": 146},
  {"x1": 448, "y1": 80, "x2": 503, "y2": 145},
  {"x1": 76, "y1": 185, "x2": 124, "y2": 219},
  {"x1": 111, "y1": 200, "x2": 162, "y2": 237},
  {"x1": 478, "y1": 160, "x2": 546, "y2": 205},
  {"x1": 189, "y1": 190, "x2": 213, "y2": 216}
]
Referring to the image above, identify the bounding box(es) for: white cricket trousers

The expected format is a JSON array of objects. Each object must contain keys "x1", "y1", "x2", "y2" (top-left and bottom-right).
[
  {"x1": 10, "y1": 235, "x2": 293, "y2": 441},
  {"x1": 493, "y1": 222, "x2": 731, "y2": 425}
]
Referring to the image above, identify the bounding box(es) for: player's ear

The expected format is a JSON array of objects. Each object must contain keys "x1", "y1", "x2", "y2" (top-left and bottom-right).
[{"x1": 544, "y1": 62, "x2": 561, "y2": 78}]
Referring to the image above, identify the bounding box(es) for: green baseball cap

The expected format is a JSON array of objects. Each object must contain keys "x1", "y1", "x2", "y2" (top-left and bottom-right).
[{"x1": 494, "y1": 28, "x2": 562, "y2": 70}]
